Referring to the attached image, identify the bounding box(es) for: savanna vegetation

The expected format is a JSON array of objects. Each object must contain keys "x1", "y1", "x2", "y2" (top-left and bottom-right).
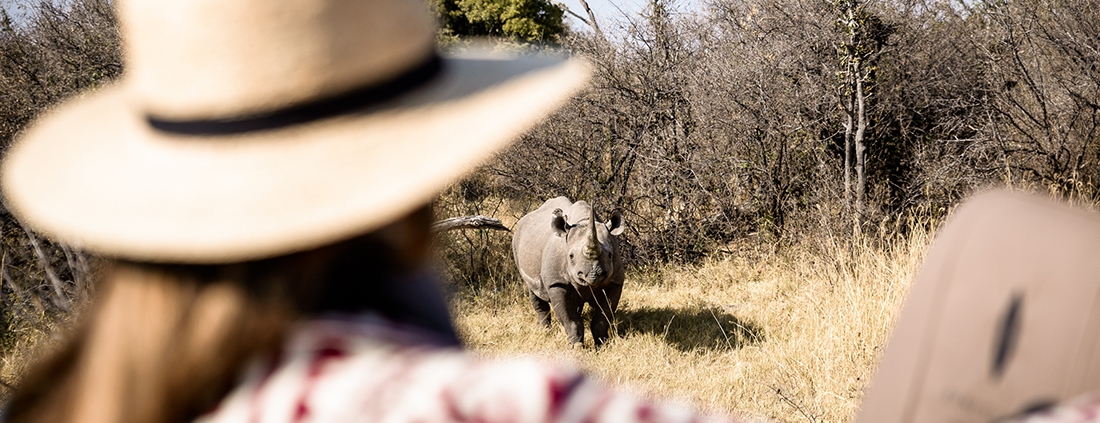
[{"x1": 1, "y1": 0, "x2": 1099, "y2": 421}]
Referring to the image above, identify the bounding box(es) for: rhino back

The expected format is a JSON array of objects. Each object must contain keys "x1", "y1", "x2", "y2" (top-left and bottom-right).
[{"x1": 512, "y1": 197, "x2": 575, "y2": 297}]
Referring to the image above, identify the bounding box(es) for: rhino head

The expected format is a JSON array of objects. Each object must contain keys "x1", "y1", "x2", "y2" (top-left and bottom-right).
[{"x1": 550, "y1": 202, "x2": 625, "y2": 288}]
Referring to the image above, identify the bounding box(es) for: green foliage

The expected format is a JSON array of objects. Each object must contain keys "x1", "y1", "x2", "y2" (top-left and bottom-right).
[
  {"x1": 431, "y1": 0, "x2": 565, "y2": 43},
  {"x1": 834, "y1": 0, "x2": 893, "y2": 62},
  {"x1": 833, "y1": 0, "x2": 894, "y2": 96}
]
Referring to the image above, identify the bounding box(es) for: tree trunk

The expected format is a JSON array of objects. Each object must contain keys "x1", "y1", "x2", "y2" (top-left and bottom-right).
[
  {"x1": 844, "y1": 96, "x2": 854, "y2": 213},
  {"x1": 854, "y1": 58, "x2": 868, "y2": 228},
  {"x1": 842, "y1": 4, "x2": 857, "y2": 224}
]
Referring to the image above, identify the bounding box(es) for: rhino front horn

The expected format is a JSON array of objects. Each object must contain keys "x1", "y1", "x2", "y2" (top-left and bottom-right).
[{"x1": 586, "y1": 204, "x2": 600, "y2": 259}]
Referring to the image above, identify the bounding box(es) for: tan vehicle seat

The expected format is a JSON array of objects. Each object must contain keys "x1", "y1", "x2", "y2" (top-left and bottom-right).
[{"x1": 857, "y1": 191, "x2": 1100, "y2": 423}]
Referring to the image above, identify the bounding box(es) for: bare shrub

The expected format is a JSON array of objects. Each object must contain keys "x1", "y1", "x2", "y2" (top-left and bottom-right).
[
  {"x1": 469, "y1": 0, "x2": 1031, "y2": 269},
  {"x1": 0, "y1": 0, "x2": 119, "y2": 356},
  {"x1": 432, "y1": 175, "x2": 524, "y2": 293},
  {"x1": 486, "y1": 0, "x2": 854, "y2": 264},
  {"x1": 974, "y1": 0, "x2": 1100, "y2": 198}
]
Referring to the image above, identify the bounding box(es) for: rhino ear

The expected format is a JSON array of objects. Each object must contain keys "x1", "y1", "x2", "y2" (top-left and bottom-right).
[
  {"x1": 606, "y1": 210, "x2": 625, "y2": 236},
  {"x1": 551, "y1": 209, "x2": 569, "y2": 237}
]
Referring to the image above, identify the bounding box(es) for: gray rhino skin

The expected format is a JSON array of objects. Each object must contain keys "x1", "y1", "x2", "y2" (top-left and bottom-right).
[{"x1": 512, "y1": 197, "x2": 625, "y2": 348}]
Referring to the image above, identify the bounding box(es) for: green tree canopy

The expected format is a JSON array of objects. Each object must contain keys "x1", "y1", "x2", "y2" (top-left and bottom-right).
[{"x1": 432, "y1": 0, "x2": 565, "y2": 44}]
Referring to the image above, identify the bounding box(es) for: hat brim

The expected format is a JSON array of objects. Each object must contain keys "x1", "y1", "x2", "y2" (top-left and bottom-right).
[{"x1": 1, "y1": 53, "x2": 589, "y2": 263}]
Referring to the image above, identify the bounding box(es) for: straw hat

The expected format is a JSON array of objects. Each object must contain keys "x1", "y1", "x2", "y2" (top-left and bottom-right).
[{"x1": 1, "y1": 0, "x2": 589, "y2": 263}]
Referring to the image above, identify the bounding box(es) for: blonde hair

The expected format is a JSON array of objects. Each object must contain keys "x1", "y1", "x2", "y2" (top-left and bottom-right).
[{"x1": 7, "y1": 206, "x2": 435, "y2": 423}]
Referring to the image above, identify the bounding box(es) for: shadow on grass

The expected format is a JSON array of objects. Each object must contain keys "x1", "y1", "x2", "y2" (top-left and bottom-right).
[{"x1": 612, "y1": 306, "x2": 764, "y2": 352}]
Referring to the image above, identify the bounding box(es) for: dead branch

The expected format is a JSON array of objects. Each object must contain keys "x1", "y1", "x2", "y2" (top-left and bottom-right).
[
  {"x1": 563, "y1": 7, "x2": 593, "y2": 27},
  {"x1": 556, "y1": 0, "x2": 602, "y2": 39},
  {"x1": 432, "y1": 216, "x2": 511, "y2": 233},
  {"x1": 19, "y1": 222, "x2": 70, "y2": 311}
]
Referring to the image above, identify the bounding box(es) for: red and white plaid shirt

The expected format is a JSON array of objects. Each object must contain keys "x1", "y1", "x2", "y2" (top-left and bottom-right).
[{"x1": 195, "y1": 316, "x2": 751, "y2": 423}]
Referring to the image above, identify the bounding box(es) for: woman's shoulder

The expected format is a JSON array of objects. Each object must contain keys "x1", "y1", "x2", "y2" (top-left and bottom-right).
[
  {"x1": 194, "y1": 315, "x2": 572, "y2": 423},
  {"x1": 195, "y1": 315, "x2": 753, "y2": 423}
]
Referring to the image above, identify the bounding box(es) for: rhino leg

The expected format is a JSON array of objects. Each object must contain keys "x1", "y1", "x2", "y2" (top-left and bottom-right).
[
  {"x1": 588, "y1": 283, "x2": 623, "y2": 349},
  {"x1": 529, "y1": 291, "x2": 552, "y2": 327},
  {"x1": 548, "y1": 285, "x2": 585, "y2": 347}
]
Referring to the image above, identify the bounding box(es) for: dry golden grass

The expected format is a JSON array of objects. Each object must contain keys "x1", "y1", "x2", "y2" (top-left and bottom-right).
[
  {"x1": 0, "y1": 217, "x2": 936, "y2": 423},
  {"x1": 452, "y1": 227, "x2": 935, "y2": 423}
]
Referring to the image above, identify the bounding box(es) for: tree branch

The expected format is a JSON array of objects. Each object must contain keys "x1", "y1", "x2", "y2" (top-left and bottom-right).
[{"x1": 431, "y1": 216, "x2": 511, "y2": 233}]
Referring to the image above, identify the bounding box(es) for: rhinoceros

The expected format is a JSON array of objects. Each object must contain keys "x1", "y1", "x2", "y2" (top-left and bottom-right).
[{"x1": 512, "y1": 197, "x2": 625, "y2": 348}]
